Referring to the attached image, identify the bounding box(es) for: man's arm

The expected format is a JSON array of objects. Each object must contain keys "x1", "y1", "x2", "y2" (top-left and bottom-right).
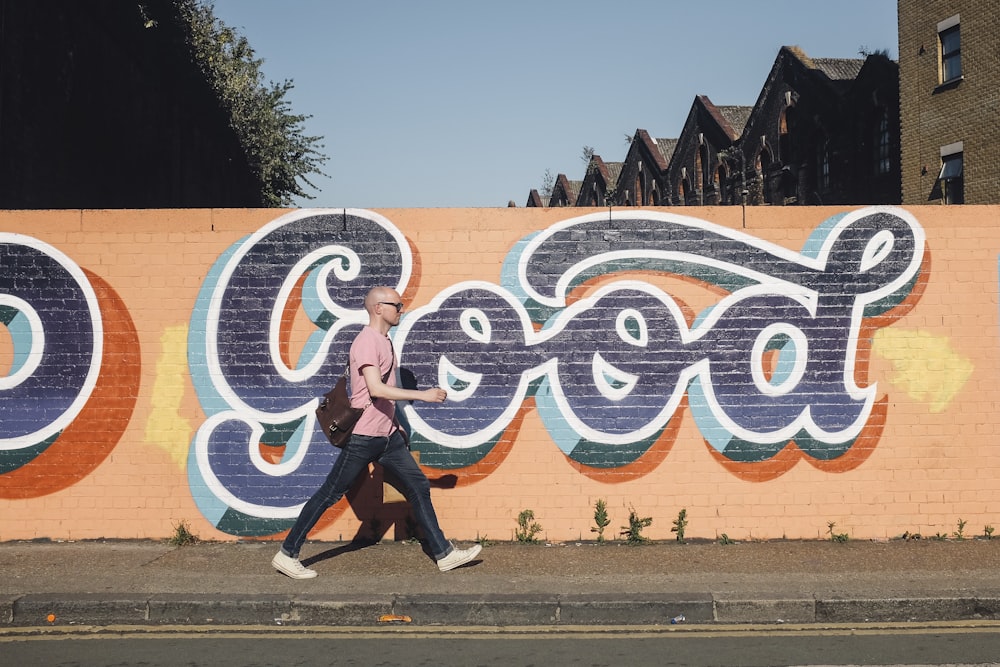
[{"x1": 361, "y1": 365, "x2": 447, "y2": 403}]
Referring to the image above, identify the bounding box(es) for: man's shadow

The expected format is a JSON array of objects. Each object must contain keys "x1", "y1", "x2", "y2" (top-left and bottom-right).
[
  {"x1": 305, "y1": 367, "x2": 466, "y2": 567},
  {"x1": 303, "y1": 462, "x2": 460, "y2": 566}
]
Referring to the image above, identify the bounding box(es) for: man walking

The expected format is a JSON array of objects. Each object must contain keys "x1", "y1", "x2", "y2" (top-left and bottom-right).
[{"x1": 272, "y1": 286, "x2": 482, "y2": 578}]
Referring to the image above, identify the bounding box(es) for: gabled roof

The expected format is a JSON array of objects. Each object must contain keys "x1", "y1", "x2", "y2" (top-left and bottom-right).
[
  {"x1": 526, "y1": 189, "x2": 547, "y2": 207},
  {"x1": 739, "y1": 46, "x2": 866, "y2": 144},
  {"x1": 576, "y1": 155, "x2": 622, "y2": 205},
  {"x1": 549, "y1": 173, "x2": 581, "y2": 206},
  {"x1": 694, "y1": 96, "x2": 749, "y2": 142},
  {"x1": 583, "y1": 155, "x2": 622, "y2": 188},
  {"x1": 673, "y1": 95, "x2": 748, "y2": 150}
]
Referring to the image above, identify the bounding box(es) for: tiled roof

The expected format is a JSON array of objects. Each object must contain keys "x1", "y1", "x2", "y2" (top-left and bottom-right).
[
  {"x1": 567, "y1": 180, "x2": 582, "y2": 202},
  {"x1": 655, "y1": 138, "x2": 678, "y2": 163},
  {"x1": 606, "y1": 162, "x2": 623, "y2": 184},
  {"x1": 783, "y1": 46, "x2": 864, "y2": 82},
  {"x1": 716, "y1": 106, "x2": 752, "y2": 136},
  {"x1": 812, "y1": 58, "x2": 865, "y2": 81}
]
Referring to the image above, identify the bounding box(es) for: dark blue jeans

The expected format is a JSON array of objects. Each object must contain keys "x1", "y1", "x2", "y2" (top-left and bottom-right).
[{"x1": 281, "y1": 430, "x2": 453, "y2": 560}]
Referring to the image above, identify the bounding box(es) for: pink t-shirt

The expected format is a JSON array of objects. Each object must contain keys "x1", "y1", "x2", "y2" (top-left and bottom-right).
[{"x1": 348, "y1": 325, "x2": 397, "y2": 437}]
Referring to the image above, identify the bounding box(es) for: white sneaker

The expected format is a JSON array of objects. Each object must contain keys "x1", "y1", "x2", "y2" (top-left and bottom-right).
[
  {"x1": 272, "y1": 550, "x2": 317, "y2": 579},
  {"x1": 437, "y1": 543, "x2": 482, "y2": 572}
]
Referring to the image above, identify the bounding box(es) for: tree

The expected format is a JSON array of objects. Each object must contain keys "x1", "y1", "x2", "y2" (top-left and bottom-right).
[
  {"x1": 176, "y1": 0, "x2": 328, "y2": 206},
  {"x1": 540, "y1": 168, "x2": 555, "y2": 197}
]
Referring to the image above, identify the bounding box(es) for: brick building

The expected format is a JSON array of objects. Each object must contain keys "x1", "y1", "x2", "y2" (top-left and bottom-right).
[
  {"x1": 543, "y1": 173, "x2": 581, "y2": 207},
  {"x1": 576, "y1": 155, "x2": 623, "y2": 207},
  {"x1": 616, "y1": 130, "x2": 675, "y2": 206},
  {"x1": 898, "y1": 0, "x2": 1000, "y2": 204},
  {"x1": 664, "y1": 96, "x2": 749, "y2": 206},
  {"x1": 526, "y1": 46, "x2": 900, "y2": 208},
  {"x1": 731, "y1": 46, "x2": 900, "y2": 207}
]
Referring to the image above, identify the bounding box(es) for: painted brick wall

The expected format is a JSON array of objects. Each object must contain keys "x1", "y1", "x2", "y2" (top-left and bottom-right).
[{"x1": 1, "y1": 206, "x2": 997, "y2": 544}]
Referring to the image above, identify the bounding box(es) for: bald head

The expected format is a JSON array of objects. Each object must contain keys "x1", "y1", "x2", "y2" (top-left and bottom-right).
[{"x1": 364, "y1": 286, "x2": 399, "y2": 314}]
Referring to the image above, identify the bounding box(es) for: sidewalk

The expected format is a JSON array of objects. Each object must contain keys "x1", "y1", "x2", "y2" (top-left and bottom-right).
[{"x1": 3, "y1": 538, "x2": 1000, "y2": 628}]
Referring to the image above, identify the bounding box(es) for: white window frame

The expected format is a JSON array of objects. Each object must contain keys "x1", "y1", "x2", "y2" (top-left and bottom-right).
[{"x1": 938, "y1": 14, "x2": 962, "y2": 84}]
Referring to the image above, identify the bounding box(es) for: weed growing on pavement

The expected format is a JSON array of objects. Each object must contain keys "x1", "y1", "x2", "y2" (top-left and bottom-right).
[
  {"x1": 826, "y1": 521, "x2": 849, "y2": 543},
  {"x1": 718, "y1": 533, "x2": 735, "y2": 545},
  {"x1": 515, "y1": 509, "x2": 543, "y2": 543},
  {"x1": 985, "y1": 525, "x2": 995, "y2": 540},
  {"x1": 621, "y1": 506, "x2": 652, "y2": 545},
  {"x1": 591, "y1": 498, "x2": 611, "y2": 543},
  {"x1": 671, "y1": 508, "x2": 688, "y2": 544},
  {"x1": 475, "y1": 533, "x2": 493, "y2": 547},
  {"x1": 954, "y1": 518, "x2": 967, "y2": 540},
  {"x1": 168, "y1": 519, "x2": 199, "y2": 546}
]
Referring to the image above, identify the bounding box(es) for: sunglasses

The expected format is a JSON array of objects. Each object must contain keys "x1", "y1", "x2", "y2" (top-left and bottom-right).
[{"x1": 379, "y1": 301, "x2": 405, "y2": 313}]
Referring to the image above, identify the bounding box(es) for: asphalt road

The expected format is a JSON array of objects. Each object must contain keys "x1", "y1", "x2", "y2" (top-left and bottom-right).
[{"x1": 4, "y1": 625, "x2": 1000, "y2": 666}]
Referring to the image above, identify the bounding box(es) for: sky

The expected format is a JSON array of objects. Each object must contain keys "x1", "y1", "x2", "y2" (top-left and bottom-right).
[{"x1": 208, "y1": 0, "x2": 899, "y2": 208}]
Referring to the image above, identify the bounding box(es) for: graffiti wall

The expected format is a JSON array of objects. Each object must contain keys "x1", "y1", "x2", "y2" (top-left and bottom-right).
[{"x1": 1, "y1": 206, "x2": 997, "y2": 543}]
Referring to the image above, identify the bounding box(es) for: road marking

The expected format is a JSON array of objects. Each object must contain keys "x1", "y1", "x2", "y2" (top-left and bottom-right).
[{"x1": 4, "y1": 620, "x2": 1000, "y2": 642}]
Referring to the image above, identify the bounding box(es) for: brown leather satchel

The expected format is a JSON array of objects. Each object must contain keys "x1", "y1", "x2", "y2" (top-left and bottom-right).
[
  {"x1": 315, "y1": 368, "x2": 364, "y2": 447},
  {"x1": 315, "y1": 364, "x2": 392, "y2": 447}
]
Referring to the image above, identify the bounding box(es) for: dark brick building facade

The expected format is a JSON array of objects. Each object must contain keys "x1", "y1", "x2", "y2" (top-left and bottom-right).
[{"x1": 525, "y1": 45, "x2": 901, "y2": 209}]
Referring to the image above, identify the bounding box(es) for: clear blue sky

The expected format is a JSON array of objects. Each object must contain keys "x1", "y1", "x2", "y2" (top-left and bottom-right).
[{"x1": 209, "y1": 0, "x2": 899, "y2": 208}]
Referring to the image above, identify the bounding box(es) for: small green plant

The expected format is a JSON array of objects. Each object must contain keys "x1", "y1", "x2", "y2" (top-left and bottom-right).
[
  {"x1": 620, "y1": 506, "x2": 652, "y2": 545},
  {"x1": 168, "y1": 519, "x2": 199, "y2": 546},
  {"x1": 515, "y1": 509, "x2": 543, "y2": 543},
  {"x1": 718, "y1": 533, "x2": 734, "y2": 545},
  {"x1": 591, "y1": 498, "x2": 611, "y2": 543},
  {"x1": 826, "y1": 521, "x2": 849, "y2": 543},
  {"x1": 671, "y1": 508, "x2": 688, "y2": 544},
  {"x1": 475, "y1": 533, "x2": 493, "y2": 547},
  {"x1": 954, "y1": 518, "x2": 967, "y2": 540},
  {"x1": 985, "y1": 525, "x2": 995, "y2": 540},
  {"x1": 933, "y1": 531, "x2": 949, "y2": 541}
]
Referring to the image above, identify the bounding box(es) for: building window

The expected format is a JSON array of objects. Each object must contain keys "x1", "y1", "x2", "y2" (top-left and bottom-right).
[
  {"x1": 778, "y1": 109, "x2": 791, "y2": 164},
  {"x1": 939, "y1": 15, "x2": 961, "y2": 83},
  {"x1": 936, "y1": 144, "x2": 964, "y2": 204},
  {"x1": 817, "y1": 141, "x2": 830, "y2": 191},
  {"x1": 876, "y1": 108, "x2": 891, "y2": 175},
  {"x1": 699, "y1": 144, "x2": 711, "y2": 195}
]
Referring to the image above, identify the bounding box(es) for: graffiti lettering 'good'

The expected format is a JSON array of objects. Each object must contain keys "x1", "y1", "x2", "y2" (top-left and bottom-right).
[{"x1": 184, "y1": 207, "x2": 924, "y2": 536}]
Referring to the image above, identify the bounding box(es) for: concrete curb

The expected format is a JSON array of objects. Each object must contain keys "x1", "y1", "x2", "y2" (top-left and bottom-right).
[{"x1": 6, "y1": 593, "x2": 1000, "y2": 628}]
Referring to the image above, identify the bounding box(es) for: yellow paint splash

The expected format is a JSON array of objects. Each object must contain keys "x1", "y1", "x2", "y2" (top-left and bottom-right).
[
  {"x1": 872, "y1": 328, "x2": 973, "y2": 413},
  {"x1": 146, "y1": 325, "x2": 194, "y2": 468}
]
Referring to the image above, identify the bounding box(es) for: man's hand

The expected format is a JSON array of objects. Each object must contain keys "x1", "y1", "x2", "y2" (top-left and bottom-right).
[{"x1": 422, "y1": 387, "x2": 448, "y2": 403}]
